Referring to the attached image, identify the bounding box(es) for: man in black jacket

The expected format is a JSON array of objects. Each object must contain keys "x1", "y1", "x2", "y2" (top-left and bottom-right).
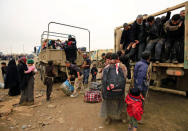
[
  {"x1": 130, "y1": 15, "x2": 147, "y2": 61},
  {"x1": 145, "y1": 16, "x2": 160, "y2": 61},
  {"x1": 155, "y1": 12, "x2": 171, "y2": 63},
  {"x1": 120, "y1": 23, "x2": 132, "y2": 51},
  {"x1": 164, "y1": 14, "x2": 183, "y2": 63}
]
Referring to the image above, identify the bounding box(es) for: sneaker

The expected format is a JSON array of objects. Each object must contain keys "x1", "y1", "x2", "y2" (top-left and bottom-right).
[
  {"x1": 70, "y1": 93, "x2": 78, "y2": 98},
  {"x1": 105, "y1": 118, "x2": 111, "y2": 125},
  {"x1": 165, "y1": 59, "x2": 171, "y2": 63},
  {"x1": 155, "y1": 61, "x2": 160, "y2": 64},
  {"x1": 172, "y1": 59, "x2": 178, "y2": 64},
  {"x1": 122, "y1": 119, "x2": 127, "y2": 124}
]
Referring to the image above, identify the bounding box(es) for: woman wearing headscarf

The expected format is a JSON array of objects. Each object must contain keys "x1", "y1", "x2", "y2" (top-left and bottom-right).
[
  {"x1": 5, "y1": 59, "x2": 20, "y2": 96},
  {"x1": 22, "y1": 59, "x2": 37, "y2": 105},
  {"x1": 17, "y1": 57, "x2": 29, "y2": 105}
]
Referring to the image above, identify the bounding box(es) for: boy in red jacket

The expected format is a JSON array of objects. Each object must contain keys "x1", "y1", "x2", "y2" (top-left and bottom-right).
[{"x1": 125, "y1": 88, "x2": 143, "y2": 131}]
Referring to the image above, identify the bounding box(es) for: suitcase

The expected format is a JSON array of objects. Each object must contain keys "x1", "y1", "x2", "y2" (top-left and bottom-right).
[{"x1": 84, "y1": 90, "x2": 102, "y2": 103}]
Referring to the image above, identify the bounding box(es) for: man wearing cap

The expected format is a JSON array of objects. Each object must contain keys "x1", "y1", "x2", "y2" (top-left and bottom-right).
[
  {"x1": 130, "y1": 15, "x2": 147, "y2": 61},
  {"x1": 120, "y1": 23, "x2": 132, "y2": 52},
  {"x1": 81, "y1": 53, "x2": 91, "y2": 86},
  {"x1": 65, "y1": 60, "x2": 83, "y2": 97}
]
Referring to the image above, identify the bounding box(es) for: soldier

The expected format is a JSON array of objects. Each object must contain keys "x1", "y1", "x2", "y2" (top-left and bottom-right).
[{"x1": 98, "y1": 53, "x2": 106, "y2": 68}]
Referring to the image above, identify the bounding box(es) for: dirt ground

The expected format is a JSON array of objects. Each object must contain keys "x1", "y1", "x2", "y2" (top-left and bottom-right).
[{"x1": 0, "y1": 70, "x2": 188, "y2": 131}]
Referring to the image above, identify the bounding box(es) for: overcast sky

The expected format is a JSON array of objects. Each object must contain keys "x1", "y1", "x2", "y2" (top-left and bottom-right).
[{"x1": 0, "y1": 0, "x2": 186, "y2": 54}]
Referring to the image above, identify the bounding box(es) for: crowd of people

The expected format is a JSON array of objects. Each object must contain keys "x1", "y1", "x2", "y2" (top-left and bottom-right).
[
  {"x1": 1, "y1": 11, "x2": 185, "y2": 130},
  {"x1": 120, "y1": 10, "x2": 185, "y2": 64},
  {"x1": 42, "y1": 35, "x2": 78, "y2": 64},
  {"x1": 99, "y1": 51, "x2": 151, "y2": 131},
  {"x1": 1, "y1": 58, "x2": 37, "y2": 105}
]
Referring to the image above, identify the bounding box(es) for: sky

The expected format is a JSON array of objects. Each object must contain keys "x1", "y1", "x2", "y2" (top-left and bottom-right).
[{"x1": 0, "y1": 0, "x2": 186, "y2": 54}]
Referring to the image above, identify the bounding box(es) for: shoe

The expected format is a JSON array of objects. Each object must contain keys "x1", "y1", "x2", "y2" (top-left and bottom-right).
[
  {"x1": 105, "y1": 118, "x2": 111, "y2": 125},
  {"x1": 122, "y1": 119, "x2": 127, "y2": 124},
  {"x1": 19, "y1": 102, "x2": 27, "y2": 106},
  {"x1": 26, "y1": 101, "x2": 34, "y2": 106},
  {"x1": 128, "y1": 127, "x2": 133, "y2": 131},
  {"x1": 165, "y1": 59, "x2": 171, "y2": 63},
  {"x1": 70, "y1": 93, "x2": 78, "y2": 98},
  {"x1": 138, "y1": 119, "x2": 144, "y2": 125},
  {"x1": 172, "y1": 59, "x2": 178, "y2": 64}
]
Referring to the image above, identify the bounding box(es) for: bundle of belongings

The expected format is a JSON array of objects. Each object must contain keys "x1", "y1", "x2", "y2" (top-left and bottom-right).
[
  {"x1": 84, "y1": 82, "x2": 102, "y2": 103},
  {"x1": 60, "y1": 80, "x2": 74, "y2": 96}
]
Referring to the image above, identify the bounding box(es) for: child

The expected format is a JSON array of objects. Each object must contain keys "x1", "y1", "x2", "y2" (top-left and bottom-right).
[
  {"x1": 91, "y1": 64, "x2": 98, "y2": 82},
  {"x1": 1, "y1": 62, "x2": 7, "y2": 82},
  {"x1": 45, "y1": 61, "x2": 55, "y2": 101},
  {"x1": 24, "y1": 59, "x2": 37, "y2": 74},
  {"x1": 125, "y1": 88, "x2": 143, "y2": 131}
]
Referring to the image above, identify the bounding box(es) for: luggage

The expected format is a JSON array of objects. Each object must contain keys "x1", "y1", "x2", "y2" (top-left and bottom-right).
[
  {"x1": 102, "y1": 63, "x2": 126, "y2": 100},
  {"x1": 84, "y1": 90, "x2": 102, "y2": 103},
  {"x1": 60, "y1": 80, "x2": 74, "y2": 96},
  {"x1": 84, "y1": 82, "x2": 102, "y2": 103},
  {"x1": 89, "y1": 82, "x2": 102, "y2": 91}
]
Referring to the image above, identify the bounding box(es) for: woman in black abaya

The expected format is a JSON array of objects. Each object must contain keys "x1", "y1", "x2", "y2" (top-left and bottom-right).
[{"x1": 5, "y1": 59, "x2": 20, "y2": 96}]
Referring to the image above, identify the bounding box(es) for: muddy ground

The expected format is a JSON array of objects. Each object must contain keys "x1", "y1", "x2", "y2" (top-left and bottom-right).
[{"x1": 0, "y1": 71, "x2": 188, "y2": 131}]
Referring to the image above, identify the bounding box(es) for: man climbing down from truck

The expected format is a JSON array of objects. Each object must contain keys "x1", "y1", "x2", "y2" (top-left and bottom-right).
[
  {"x1": 45, "y1": 61, "x2": 55, "y2": 101},
  {"x1": 130, "y1": 15, "x2": 147, "y2": 61},
  {"x1": 164, "y1": 14, "x2": 184, "y2": 64},
  {"x1": 65, "y1": 60, "x2": 83, "y2": 98},
  {"x1": 120, "y1": 23, "x2": 132, "y2": 51}
]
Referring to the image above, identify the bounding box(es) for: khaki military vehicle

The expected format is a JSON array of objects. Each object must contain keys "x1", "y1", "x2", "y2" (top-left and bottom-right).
[
  {"x1": 37, "y1": 22, "x2": 90, "y2": 82},
  {"x1": 114, "y1": 2, "x2": 188, "y2": 96}
]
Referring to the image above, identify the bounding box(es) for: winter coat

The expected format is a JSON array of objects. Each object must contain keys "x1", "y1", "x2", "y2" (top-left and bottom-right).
[
  {"x1": 164, "y1": 20, "x2": 183, "y2": 39},
  {"x1": 146, "y1": 22, "x2": 160, "y2": 40},
  {"x1": 17, "y1": 61, "x2": 28, "y2": 90},
  {"x1": 130, "y1": 21, "x2": 147, "y2": 43},
  {"x1": 125, "y1": 94, "x2": 143, "y2": 121},
  {"x1": 120, "y1": 28, "x2": 132, "y2": 49},
  {"x1": 134, "y1": 59, "x2": 149, "y2": 92}
]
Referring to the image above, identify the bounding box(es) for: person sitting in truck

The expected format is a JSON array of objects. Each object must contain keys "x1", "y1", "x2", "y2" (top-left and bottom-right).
[
  {"x1": 164, "y1": 14, "x2": 184, "y2": 63},
  {"x1": 154, "y1": 11, "x2": 171, "y2": 63},
  {"x1": 144, "y1": 16, "x2": 160, "y2": 61},
  {"x1": 42, "y1": 39, "x2": 48, "y2": 50}
]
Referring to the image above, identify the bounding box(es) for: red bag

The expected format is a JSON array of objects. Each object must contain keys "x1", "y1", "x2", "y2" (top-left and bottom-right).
[{"x1": 84, "y1": 91, "x2": 102, "y2": 103}]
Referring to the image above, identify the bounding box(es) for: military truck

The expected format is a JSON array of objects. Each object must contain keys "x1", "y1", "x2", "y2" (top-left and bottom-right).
[
  {"x1": 114, "y1": 2, "x2": 188, "y2": 96},
  {"x1": 37, "y1": 22, "x2": 90, "y2": 82}
]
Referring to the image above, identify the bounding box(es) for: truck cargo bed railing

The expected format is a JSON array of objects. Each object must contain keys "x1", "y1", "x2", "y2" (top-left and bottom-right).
[{"x1": 47, "y1": 22, "x2": 90, "y2": 51}]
